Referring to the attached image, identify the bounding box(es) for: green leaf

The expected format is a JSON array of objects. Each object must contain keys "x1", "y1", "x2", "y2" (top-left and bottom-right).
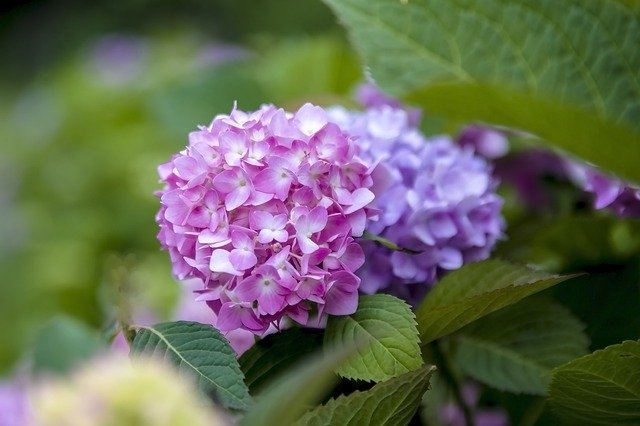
[
  {"x1": 239, "y1": 328, "x2": 324, "y2": 394},
  {"x1": 255, "y1": 35, "x2": 361, "y2": 105},
  {"x1": 240, "y1": 344, "x2": 358, "y2": 426},
  {"x1": 497, "y1": 214, "x2": 640, "y2": 271},
  {"x1": 549, "y1": 340, "x2": 640, "y2": 425},
  {"x1": 323, "y1": 0, "x2": 640, "y2": 182},
  {"x1": 294, "y1": 364, "x2": 436, "y2": 426},
  {"x1": 32, "y1": 315, "x2": 105, "y2": 374},
  {"x1": 554, "y1": 267, "x2": 640, "y2": 350},
  {"x1": 451, "y1": 298, "x2": 589, "y2": 395},
  {"x1": 130, "y1": 321, "x2": 251, "y2": 411},
  {"x1": 324, "y1": 294, "x2": 422, "y2": 382},
  {"x1": 415, "y1": 260, "x2": 578, "y2": 344}
]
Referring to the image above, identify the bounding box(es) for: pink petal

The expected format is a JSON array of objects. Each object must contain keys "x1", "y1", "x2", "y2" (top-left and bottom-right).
[
  {"x1": 231, "y1": 231, "x2": 254, "y2": 250},
  {"x1": 212, "y1": 170, "x2": 239, "y2": 193},
  {"x1": 225, "y1": 186, "x2": 251, "y2": 210},
  {"x1": 298, "y1": 234, "x2": 319, "y2": 254},
  {"x1": 254, "y1": 168, "x2": 292, "y2": 200},
  {"x1": 165, "y1": 203, "x2": 190, "y2": 225},
  {"x1": 340, "y1": 242, "x2": 365, "y2": 271},
  {"x1": 230, "y1": 249, "x2": 258, "y2": 270},
  {"x1": 209, "y1": 249, "x2": 242, "y2": 275},
  {"x1": 217, "y1": 303, "x2": 242, "y2": 331},
  {"x1": 198, "y1": 229, "x2": 230, "y2": 247},
  {"x1": 258, "y1": 290, "x2": 285, "y2": 316},
  {"x1": 294, "y1": 103, "x2": 328, "y2": 136},
  {"x1": 250, "y1": 211, "x2": 275, "y2": 230},
  {"x1": 308, "y1": 206, "x2": 328, "y2": 233},
  {"x1": 324, "y1": 286, "x2": 358, "y2": 316},
  {"x1": 343, "y1": 188, "x2": 375, "y2": 214},
  {"x1": 186, "y1": 206, "x2": 211, "y2": 228},
  {"x1": 347, "y1": 209, "x2": 367, "y2": 237},
  {"x1": 247, "y1": 190, "x2": 274, "y2": 206},
  {"x1": 272, "y1": 229, "x2": 288, "y2": 243},
  {"x1": 235, "y1": 276, "x2": 261, "y2": 301}
]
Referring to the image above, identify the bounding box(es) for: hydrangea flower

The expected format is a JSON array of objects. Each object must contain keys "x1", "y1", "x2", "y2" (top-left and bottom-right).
[
  {"x1": 456, "y1": 125, "x2": 509, "y2": 160},
  {"x1": 156, "y1": 103, "x2": 376, "y2": 334},
  {"x1": 439, "y1": 383, "x2": 508, "y2": 426},
  {"x1": 328, "y1": 87, "x2": 504, "y2": 300},
  {"x1": 0, "y1": 380, "x2": 28, "y2": 426},
  {"x1": 567, "y1": 162, "x2": 640, "y2": 218},
  {"x1": 31, "y1": 355, "x2": 222, "y2": 426}
]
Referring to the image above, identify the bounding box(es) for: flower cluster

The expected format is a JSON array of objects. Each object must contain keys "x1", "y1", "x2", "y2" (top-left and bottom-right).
[
  {"x1": 328, "y1": 88, "x2": 504, "y2": 299},
  {"x1": 156, "y1": 103, "x2": 376, "y2": 334},
  {"x1": 32, "y1": 355, "x2": 222, "y2": 426},
  {"x1": 0, "y1": 380, "x2": 28, "y2": 426},
  {"x1": 567, "y1": 162, "x2": 640, "y2": 218}
]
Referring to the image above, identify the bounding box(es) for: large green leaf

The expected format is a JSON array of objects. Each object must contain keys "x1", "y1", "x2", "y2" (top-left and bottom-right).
[
  {"x1": 324, "y1": 294, "x2": 422, "y2": 382},
  {"x1": 497, "y1": 215, "x2": 640, "y2": 271},
  {"x1": 549, "y1": 340, "x2": 640, "y2": 425},
  {"x1": 295, "y1": 364, "x2": 436, "y2": 426},
  {"x1": 452, "y1": 298, "x2": 589, "y2": 395},
  {"x1": 323, "y1": 0, "x2": 640, "y2": 182},
  {"x1": 240, "y1": 345, "x2": 357, "y2": 426},
  {"x1": 239, "y1": 328, "x2": 324, "y2": 394},
  {"x1": 554, "y1": 267, "x2": 640, "y2": 350},
  {"x1": 130, "y1": 321, "x2": 251, "y2": 410},
  {"x1": 32, "y1": 315, "x2": 105, "y2": 374},
  {"x1": 415, "y1": 260, "x2": 578, "y2": 343}
]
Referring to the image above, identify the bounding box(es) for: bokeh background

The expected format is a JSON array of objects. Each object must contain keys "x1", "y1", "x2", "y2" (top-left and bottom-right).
[{"x1": 0, "y1": 0, "x2": 365, "y2": 373}]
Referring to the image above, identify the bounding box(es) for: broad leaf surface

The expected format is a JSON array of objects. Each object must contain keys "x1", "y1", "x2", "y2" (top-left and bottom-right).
[
  {"x1": 324, "y1": 294, "x2": 422, "y2": 382},
  {"x1": 32, "y1": 316, "x2": 105, "y2": 374},
  {"x1": 497, "y1": 215, "x2": 640, "y2": 271},
  {"x1": 415, "y1": 260, "x2": 577, "y2": 343},
  {"x1": 239, "y1": 328, "x2": 324, "y2": 394},
  {"x1": 131, "y1": 321, "x2": 251, "y2": 410},
  {"x1": 294, "y1": 365, "x2": 436, "y2": 426},
  {"x1": 452, "y1": 298, "x2": 589, "y2": 395},
  {"x1": 323, "y1": 0, "x2": 640, "y2": 182},
  {"x1": 550, "y1": 340, "x2": 640, "y2": 425}
]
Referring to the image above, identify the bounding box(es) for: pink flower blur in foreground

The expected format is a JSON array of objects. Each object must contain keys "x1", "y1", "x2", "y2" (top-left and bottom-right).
[{"x1": 156, "y1": 104, "x2": 376, "y2": 334}]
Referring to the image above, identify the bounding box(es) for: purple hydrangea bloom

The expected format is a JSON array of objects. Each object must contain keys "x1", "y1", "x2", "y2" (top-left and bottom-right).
[
  {"x1": 0, "y1": 381, "x2": 28, "y2": 426},
  {"x1": 567, "y1": 162, "x2": 640, "y2": 217},
  {"x1": 439, "y1": 383, "x2": 508, "y2": 426},
  {"x1": 156, "y1": 103, "x2": 376, "y2": 334},
  {"x1": 87, "y1": 35, "x2": 148, "y2": 86},
  {"x1": 495, "y1": 148, "x2": 570, "y2": 211},
  {"x1": 457, "y1": 125, "x2": 509, "y2": 160},
  {"x1": 328, "y1": 91, "x2": 504, "y2": 299}
]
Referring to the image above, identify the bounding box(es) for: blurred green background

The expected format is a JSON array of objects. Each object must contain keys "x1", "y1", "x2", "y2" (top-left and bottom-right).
[{"x1": 0, "y1": 0, "x2": 363, "y2": 373}]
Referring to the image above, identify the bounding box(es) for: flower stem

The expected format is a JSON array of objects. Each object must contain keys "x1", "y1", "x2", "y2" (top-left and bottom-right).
[{"x1": 361, "y1": 231, "x2": 421, "y2": 254}]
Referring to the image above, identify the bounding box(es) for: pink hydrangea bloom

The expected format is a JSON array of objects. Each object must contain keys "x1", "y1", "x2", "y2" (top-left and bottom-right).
[{"x1": 156, "y1": 103, "x2": 376, "y2": 334}]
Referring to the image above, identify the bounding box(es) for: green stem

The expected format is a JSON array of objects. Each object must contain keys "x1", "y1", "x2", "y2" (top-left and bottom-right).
[
  {"x1": 431, "y1": 341, "x2": 475, "y2": 426},
  {"x1": 361, "y1": 231, "x2": 420, "y2": 254}
]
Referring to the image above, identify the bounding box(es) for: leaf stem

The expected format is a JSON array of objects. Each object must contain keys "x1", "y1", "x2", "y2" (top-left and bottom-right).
[
  {"x1": 431, "y1": 341, "x2": 475, "y2": 426},
  {"x1": 361, "y1": 231, "x2": 421, "y2": 254}
]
